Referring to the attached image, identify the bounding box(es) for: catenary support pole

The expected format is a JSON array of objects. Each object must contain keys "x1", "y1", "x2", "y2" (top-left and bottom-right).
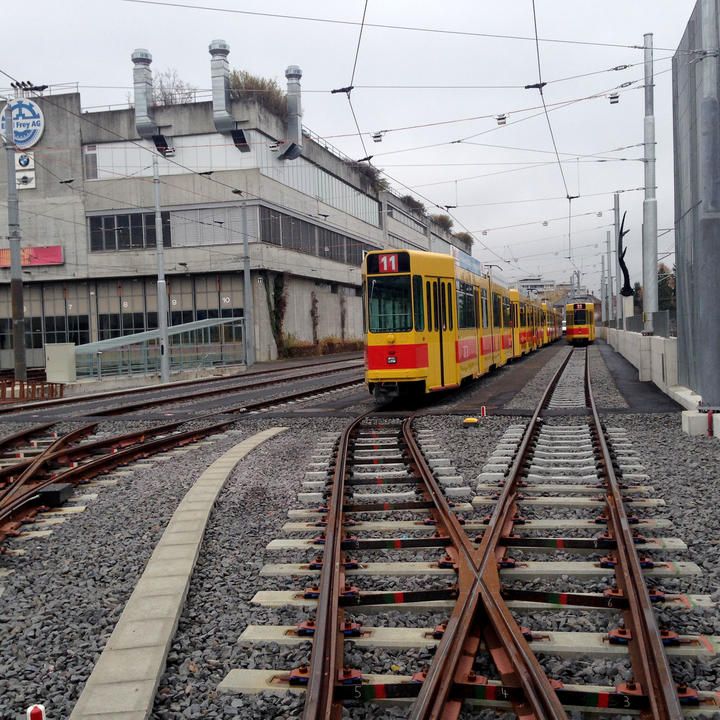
[
  {"x1": 241, "y1": 199, "x2": 254, "y2": 367},
  {"x1": 614, "y1": 192, "x2": 622, "y2": 329},
  {"x1": 4, "y1": 101, "x2": 26, "y2": 382},
  {"x1": 153, "y1": 153, "x2": 170, "y2": 383},
  {"x1": 606, "y1": 230, "x2": 613, "y2": 323},
  {"x1": 601, "y1": 255, "x2": 606, "y2": 323},
  {"x1": 642, "y1": 32, "x2": 657, "y2": 334}
]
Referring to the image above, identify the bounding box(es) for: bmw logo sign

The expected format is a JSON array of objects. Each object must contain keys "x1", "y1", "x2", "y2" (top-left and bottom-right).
[
  {"x1": 0, "y1": 99, "x2": 45, "y2": 150},
  {"x1": 17, "y1": 154, "x2": 31, "y2": 167}
]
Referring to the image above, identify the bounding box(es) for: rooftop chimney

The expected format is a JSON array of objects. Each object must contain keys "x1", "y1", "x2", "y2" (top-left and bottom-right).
[
  {"x1": 280, "y1": 65, "x2": 302, "y2": 160},
  {"x1": 131, "y1": 48, "x2": 156, "y2": 138},
  {"x1": 209, "y1": 39, "x2": 235, "y2": 133}
]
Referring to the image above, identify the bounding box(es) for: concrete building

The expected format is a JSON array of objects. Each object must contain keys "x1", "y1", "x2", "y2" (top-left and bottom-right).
[
  {"x1": 673, "y1": 0, "x2": 720, "y2": 405},
  {"x1": 0, "y1": 40, "x2": 471, "y2": 369}
]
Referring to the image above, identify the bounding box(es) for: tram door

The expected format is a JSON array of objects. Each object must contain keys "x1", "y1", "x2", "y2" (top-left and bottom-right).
[
  {"x1": 439, "y1": 279, "x2": 457, "y2": 386},
  {"x1": 425, "y1": 278, "x2": 456, "y2": 389}
]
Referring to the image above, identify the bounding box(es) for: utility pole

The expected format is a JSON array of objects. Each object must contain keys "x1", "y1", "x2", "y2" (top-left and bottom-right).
[
  {"x1": 601, "y1": 255, "x2": 606, "y2": 323},
  {"x1": 642, "y1": 32, "x2": 657, "y2": 334},
  {"x1": 241, "y1": 199, "x2": 254, "y2": 367},
  {"x1": 614, "y1": 192, "x2": 622, "y2": 329},
  {"x1": 4, "y1": 101, "x2": 26, "y2": 381},
  {"x1": 153, "y1": 153, "x2": 170, "y2": 383},
  {"x1": 606, "y1": 229, "x2": 613, "y2": 324}
]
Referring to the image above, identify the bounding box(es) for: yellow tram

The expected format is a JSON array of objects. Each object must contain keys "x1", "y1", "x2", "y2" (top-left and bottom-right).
[
  {"x1": 564, "y1": 302, "x2": 596, "y2": 345},
  {"x1": 363, "y1": 249, "x2": 557, "y2": 400}
]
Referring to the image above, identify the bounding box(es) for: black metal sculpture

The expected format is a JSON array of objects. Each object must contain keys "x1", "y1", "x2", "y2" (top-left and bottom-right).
[{"x1": 618, "y1": 211, "x2": 634, "y2": 297}]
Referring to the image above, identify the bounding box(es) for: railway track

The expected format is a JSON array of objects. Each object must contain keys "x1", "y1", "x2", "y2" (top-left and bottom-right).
[
  {"x1": 228, "y1": 347, "x2": 719, "y2": 717},
  {"x1": 0, "y1": 356, "x2": 363, "y2": 419},
  {"x1": 0, "y1": 374, "x2": 364, "y2": 547}
]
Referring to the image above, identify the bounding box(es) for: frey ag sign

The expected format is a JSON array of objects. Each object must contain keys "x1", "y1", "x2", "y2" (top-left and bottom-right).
[{"x1": 0, "y1": 99, "x2": 45, "y2": 149}]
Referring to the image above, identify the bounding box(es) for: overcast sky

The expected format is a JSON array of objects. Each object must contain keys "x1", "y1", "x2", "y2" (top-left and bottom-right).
[{"x1": 3, "y1": 0, "x2": 700, "y2": 293}]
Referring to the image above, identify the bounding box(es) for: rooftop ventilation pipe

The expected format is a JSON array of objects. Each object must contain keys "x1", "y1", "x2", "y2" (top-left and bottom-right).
[
  {"x1": 279, "y1": 65, "x2": 302, "y2": 160},
  {"x1": 209, "y1": 39, "x2": 235, "y2": 133},
  {"x1": 131, "y1": 48, "x2": 156, "y2": 139}
]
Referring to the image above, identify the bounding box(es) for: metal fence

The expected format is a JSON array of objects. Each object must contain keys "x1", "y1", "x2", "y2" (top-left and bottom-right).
[{"x1": 75, "y1": 317, "x2": 245, "y2": 379}]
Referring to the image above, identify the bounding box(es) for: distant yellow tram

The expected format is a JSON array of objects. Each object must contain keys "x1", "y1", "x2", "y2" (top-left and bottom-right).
[
  {"x1": 363, "y1": 249, "x2": 558, "y2": 400},
  {"x1": 565, "y1": 302, "x2": 596, "y2": 345}
]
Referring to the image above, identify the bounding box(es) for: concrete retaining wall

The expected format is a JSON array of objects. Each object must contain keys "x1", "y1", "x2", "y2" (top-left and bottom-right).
[{"x1": 604, "y1": 327, "x2": 700, "y2": 410}]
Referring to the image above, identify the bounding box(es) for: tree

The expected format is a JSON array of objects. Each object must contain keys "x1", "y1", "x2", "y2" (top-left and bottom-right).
[
  {"x1": 452, "y1": 231, "x2": 473, "y2": 246},
  {"x1": 658, "y1": 262, "x2": 676, "y2": 311},
  {"x1": 153, "y1": 68, "x2": 197, "y2": 106},
  {"x1": 399, "y1": 195, "x2": 426, "y2": 216},
  {"x1": 633, "y1": 281, "x2": 643, "y2": 315}
]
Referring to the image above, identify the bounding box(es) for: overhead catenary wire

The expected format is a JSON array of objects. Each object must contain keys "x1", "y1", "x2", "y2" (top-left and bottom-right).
[{"x1": 117, "y1": 0, "x2": 677, "y2": 52}]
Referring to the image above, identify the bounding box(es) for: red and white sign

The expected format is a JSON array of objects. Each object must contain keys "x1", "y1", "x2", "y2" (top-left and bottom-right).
[
  {"x1": 377, "y1": 253, "x2": 399, "y2": 273},
  {"x1": 0, "y1": 246, "x2": 64, "y2": 268}
]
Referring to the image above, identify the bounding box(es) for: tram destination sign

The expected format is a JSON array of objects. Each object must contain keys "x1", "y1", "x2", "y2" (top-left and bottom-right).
[{"x1": 367, "y1": 251, "x2": 410, "y2": 274}]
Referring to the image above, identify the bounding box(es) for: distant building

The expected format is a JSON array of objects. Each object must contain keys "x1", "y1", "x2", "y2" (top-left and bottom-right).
[{"x1": 0, "y1": 40, "x2": 471, "y2": 367}]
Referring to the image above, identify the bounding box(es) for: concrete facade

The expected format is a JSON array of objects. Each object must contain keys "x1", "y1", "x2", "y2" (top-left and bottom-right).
[{"x1": 0, "y1": 42, "x2": 472, "y2": 367}]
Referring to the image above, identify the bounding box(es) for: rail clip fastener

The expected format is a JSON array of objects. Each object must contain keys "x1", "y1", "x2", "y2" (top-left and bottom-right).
[
  {"x1": 608, "y1": 627, "x2": 632, "y2": 645},
  {"x1": 344, "y1": 558, "x2": 361, "y2": 570},
  {"x1": 288, "y1": 666, "x2": 310, "y2": 685},
  {"x1": 594, "y1": 514, "x2": 608, "y2": 525},
  {"x1": 482, "y1": 515, "x2": 492, "y2": 525},
  {"x1": 639, "y1": 556, "x2": 655, "y2": 569},
  {"x1": 303, "y1": 586, "x2": 320, "y2": 599},
  {"x1": 296, "y1": 620, "x2": 316, "y2": 637},
  {"x1": 342, "y1": 621, "x2": 363, "y2": 637},
  {"x1": 411, "y1": 670, "x2": 427, "y2": 683},
  {"x1": 660, "y1": 629, "x2": 681, "y2": 646},
  {"x1": 648, "y1": 588, "x2": 666, "y2": 602},
  {"x1": 616, "y1": 681, "x2": 644, "y2": 697},
  {"x1": 498, "y1": 557, "x2": 517, "y2": 569},
  {"x1": 341, "y1": 585, "x2": 360, "y2": 598},
  {"x1": 676, "y1": 684, "x2": 701, "y2": 706},
  {"x1": 432, "y1": 623, "x2": 447, "y2": 639},
  {"x1": 338, "y1": 668, "x2": 364, "y2": 685},
  {"x1": 512, "y1": 515, "x2": 527, "y2": 524},
  {"x1": 520, "y1": 626, "x2": 533, "y2": 641},
  {"x1": 438, "y1": 554, "x2": 458, "y2": 570},
  {"x1": 312, "y1": 534, "x2": 327, "y2": 545},
  {"x1": 422, "y1": 518, "x2": 438, "y2": 526},
  {"x1": 599, "y1": 555, "x2": 617, "y2": 568}
]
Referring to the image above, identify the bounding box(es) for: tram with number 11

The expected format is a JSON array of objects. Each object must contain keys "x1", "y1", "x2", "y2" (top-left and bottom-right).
[{"x1": 363, "y1": 249, "x2": 560, "y2": 400}]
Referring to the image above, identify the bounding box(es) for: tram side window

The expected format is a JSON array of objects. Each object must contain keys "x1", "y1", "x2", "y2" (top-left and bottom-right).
[
  {"x1": 446, "y1": 283, "x2": 453, "y2": 330},
  {"x1": 441, "y1": 284, "x2": 447, "y2": 330},
  {"x1": 367, "y1": 276, "x2": 412, "y2": 332},
  {"x1": 481, "y1": 289, "x2": 489, "y2": 328},
  {"x1": 566, "y1": 308, "x2": 574, "y2": 326},
  {"x1": 413, "y1": 275, "x2": 424, "y2": 331},
  {"x1": 492, "y1": 292, "x2": 501, "y2": 328},
  {"x1": 457, "y1": 282, "x2": 476, "y2": 329},
  {"x1": 432, "y1": 282, "x2": 439, "y2": 331},
  {"x1": 520, "y1": 304, "x2": 526, "y2": 328},
  {"x1": 503, "y1": 297, "x2": 512, "y2": 328}
]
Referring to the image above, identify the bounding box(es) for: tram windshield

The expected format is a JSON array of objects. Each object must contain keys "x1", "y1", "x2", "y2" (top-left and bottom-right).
[
  {"x1": 574, "y1": 309, "x2": 587, "y2": 324},
  {"x1": 367, "y1": 276, "x2": 412, "y2": 332}
]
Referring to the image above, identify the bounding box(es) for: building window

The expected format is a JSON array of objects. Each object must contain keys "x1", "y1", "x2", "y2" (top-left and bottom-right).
[
  {"x1": 84, "y1": 145, "x2": 98, "y2": 180},
  {"x1": 88, "y1": 212, "x2": 172, "y2": 252}
]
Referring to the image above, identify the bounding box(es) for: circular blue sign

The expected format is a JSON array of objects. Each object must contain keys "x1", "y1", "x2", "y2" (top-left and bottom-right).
[{"x1": 0, "y1": 99, "x2": 45, "y2": 149}]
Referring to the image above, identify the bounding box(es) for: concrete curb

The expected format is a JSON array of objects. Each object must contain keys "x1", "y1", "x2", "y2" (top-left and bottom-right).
[{"x1": 69, "y1": 426, "x2": 287, "y2": 720}]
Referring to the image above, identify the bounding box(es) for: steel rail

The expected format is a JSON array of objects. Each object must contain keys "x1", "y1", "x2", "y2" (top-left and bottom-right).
[
  {"x1": 586, "y1": 352, "x2": 683, "y2": 719},
  {"x1": 302, "y1": 412, "x2": 368, "y2": 720},
  {"x1": 0, "y1": 356, "x2": 363, "y2": 416},
  {"x1": 0, "y1": 376, "x2": 363, "y2": 545},
  {"x1": 410, "y1": 349, "x2": 575, "y2": 720}
]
